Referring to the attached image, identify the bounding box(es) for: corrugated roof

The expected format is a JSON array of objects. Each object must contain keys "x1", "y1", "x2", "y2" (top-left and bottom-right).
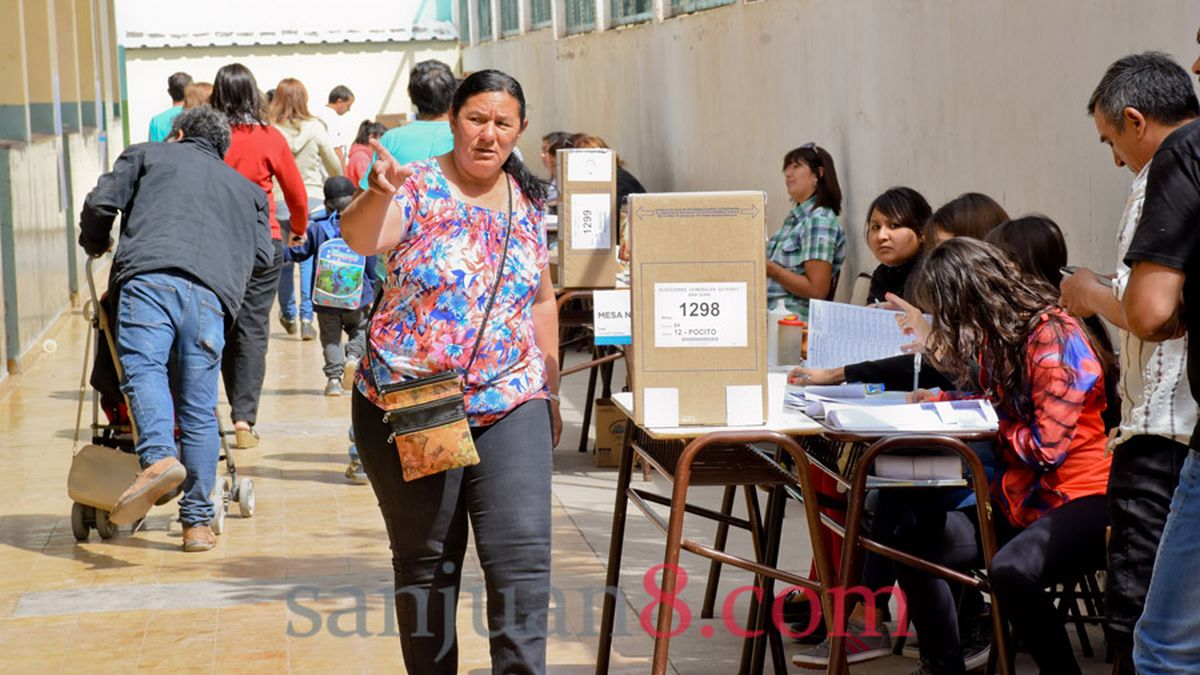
[{"x1": 123, "y1": 23, "x2": 457, "y2": 49}]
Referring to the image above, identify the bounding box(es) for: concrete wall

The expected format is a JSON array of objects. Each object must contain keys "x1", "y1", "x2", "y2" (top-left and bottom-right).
[
  {"x1": 0, "y1": 0, "x2": 123, "y2": 381},
  {"x1": 1, "y1": 137, "x2": 71, "y2": 371},
  {"x1": 124, "y1": 40, "x2": 460, "y2": 145},
  {"x1": 65, "y1": 128, "x2": 102, "y2": 294},
  {"x1": 464, "y1": 0, "x2": 1200, "y2": 297}
]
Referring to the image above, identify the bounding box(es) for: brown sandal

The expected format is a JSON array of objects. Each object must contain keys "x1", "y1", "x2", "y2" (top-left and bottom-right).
[{"x1": 234, "y1": 427, "x2": 259, "y2": 449}]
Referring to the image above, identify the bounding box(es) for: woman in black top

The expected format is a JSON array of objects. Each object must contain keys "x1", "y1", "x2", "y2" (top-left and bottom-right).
[
  {"x1": 792, "y1": 191, "x2": 1009, "y2": 391},
  {"x1": 865, "y1": 187, "x2": 932, "y2": 304}
]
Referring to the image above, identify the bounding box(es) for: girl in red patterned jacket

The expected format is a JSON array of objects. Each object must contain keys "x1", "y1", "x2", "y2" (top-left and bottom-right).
[{"x1": 888, "y1": 237, "x2": 1112, "y2": 675}]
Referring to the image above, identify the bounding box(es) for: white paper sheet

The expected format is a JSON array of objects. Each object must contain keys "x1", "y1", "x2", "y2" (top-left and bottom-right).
[
  {"x1": 806, "y1": 300, "x2": 930, "y2": 369},
  {"x1": 593, "y1": 289, "x2": 632, "y2": 345},
  {"x1": 823, "y1": 399, "x2": 999, "y2": 433},
  {"x1": 654, "y1": 282, "x2": 748, "y2": 348},
  {"x1": 570, "y1": 193, "x2": 612, "y2": 250},
  {"x1": 643, "y1": 388, "x2": 680, "y2": 427},
  {"x1": 725, "y1": 385, "x2": 764, "y2": 426},
  {"x1": 566, "y1": 149, "x2": 614, "y2": 182}
]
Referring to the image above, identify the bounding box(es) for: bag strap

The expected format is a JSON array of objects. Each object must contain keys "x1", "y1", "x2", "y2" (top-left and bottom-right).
[{"x1": 464, "y1": 178, "x2": 515, "y2": 372}]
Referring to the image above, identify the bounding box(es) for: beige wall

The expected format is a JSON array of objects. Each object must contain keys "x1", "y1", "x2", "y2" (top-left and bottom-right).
[
  {"x1": 465, "y1": 1, "x2": 1200, "y2": 298},
  {"x1": 124, "y1": 40, "x2": 459, "y2": 144},
  {"x1": 4, "y1": 137, "x2": 71, "y2": 369}
]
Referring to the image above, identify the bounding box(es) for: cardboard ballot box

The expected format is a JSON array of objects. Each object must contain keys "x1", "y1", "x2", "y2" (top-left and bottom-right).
[
  {"x1": 628, "y1": 191, "x2": 768, "y2": 427},
  {"x1": 556, "y1": 149, "x2": 620, "y2": 288}
]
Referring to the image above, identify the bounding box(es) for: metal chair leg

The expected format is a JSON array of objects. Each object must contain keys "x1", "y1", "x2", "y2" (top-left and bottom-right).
[
  {"x1": 702, "y1": 486, "x2": 738, "y2": 619},
  {"x1": 595, "y1": 419, "x2": 636, "y2": 675}
]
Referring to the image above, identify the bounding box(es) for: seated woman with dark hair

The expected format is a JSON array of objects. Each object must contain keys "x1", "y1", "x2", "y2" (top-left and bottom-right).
[
  {"x1": 925, "y1": 192, "x2": 1011, "y2": 246},
  {"x1": 889, "y1": 239, "x2": 1111, "y2": 675},
  {"x1": 540, "y1": 130, "x2": 574, "y2": 212},
  {"x1": 767, "y1": 143, "x2": 845, "y2": 321},
  {"x1": 985, "y1": 215, "x2": 1121, "y2": 431},
  {"x1": 864, "y1": 186, "x2": 932, "y2": 304},
  {"x1": 792, "y1": 190, "x2": 1009, "y2": 390}
]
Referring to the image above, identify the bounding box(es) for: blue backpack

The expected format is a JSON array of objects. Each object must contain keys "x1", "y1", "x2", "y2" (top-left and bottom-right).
[{"x1": 312, "y1": 237, "x2": 366, "y2": 309}]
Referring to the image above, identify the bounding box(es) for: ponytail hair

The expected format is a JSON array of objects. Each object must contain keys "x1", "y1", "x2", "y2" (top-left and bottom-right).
[
  {"x1": 451, "y1": 69, "x2": 549, "y2": 207},
  {"x1": 502, "y1": 152, "x2": 548, "y2": 207}
]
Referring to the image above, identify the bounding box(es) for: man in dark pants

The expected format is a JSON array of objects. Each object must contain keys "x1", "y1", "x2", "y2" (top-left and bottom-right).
[
  {"x1": 1067, "y1": 52, "x2": 1200, "y2": 674},
  {"x1": 79, "y1": 106, "x2": 271, "y2": 551},
  {"x1": 1116, "y1": 42, "x2": 1200, "y2": 674}
]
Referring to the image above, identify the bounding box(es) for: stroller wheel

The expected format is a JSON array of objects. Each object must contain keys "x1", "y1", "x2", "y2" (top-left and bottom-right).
[
  {"x1": 95, "y1": 509, "x2": 118, "y2": 539},
  {"x1": 70, "y1": 503, "x2": 90, "y2": 542},
  {"x1": 236, "y1": 478, "x2": 255, "y2": 518},
  {"x1": 210, "y1": 484, "x2": 227, "y2": 535},
  {"x1": 225, "y1": 477, "x2": 235, "y2": 500}
]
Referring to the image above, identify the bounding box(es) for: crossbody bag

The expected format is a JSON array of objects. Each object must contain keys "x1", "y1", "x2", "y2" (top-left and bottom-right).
[{"x1": 374, "y1": 180, "x2": 514, "y2": 482}]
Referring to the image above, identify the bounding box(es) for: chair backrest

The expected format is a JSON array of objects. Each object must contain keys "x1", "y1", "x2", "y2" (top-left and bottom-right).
[
  {"x1": 849, "y1": 272, "x2": 872, "y2": 306},
  {"x1": 826, "y1": 271, "x2": 841, "y2": 302}
]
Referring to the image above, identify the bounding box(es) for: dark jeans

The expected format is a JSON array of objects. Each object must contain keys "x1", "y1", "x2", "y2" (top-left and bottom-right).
[
  {"x1": 1106, "y1": 435, "x2": 1190, "y2": 673},
  {"x1": 316, "y1": 309, "x2": 366, "y2": 378},
  {"x1": 352, "y1": 389, "x2": 553, "y2": 675},
  {"x1": 893, "y1": 494, "x2": 1109, "y2": 675},
  {"x1": 221, "y1": 239, "x2": 283, "y2": 424}
]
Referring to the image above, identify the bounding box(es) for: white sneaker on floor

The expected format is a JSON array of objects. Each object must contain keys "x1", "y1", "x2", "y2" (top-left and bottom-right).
[{"x1": 324, "y1": 377, "x2": 344, "y2": 396}]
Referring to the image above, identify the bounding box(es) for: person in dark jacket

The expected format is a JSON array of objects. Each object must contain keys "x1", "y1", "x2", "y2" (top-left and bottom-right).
[{"x1": 78, "y1": 106, "x2": 270, "y2": 552}]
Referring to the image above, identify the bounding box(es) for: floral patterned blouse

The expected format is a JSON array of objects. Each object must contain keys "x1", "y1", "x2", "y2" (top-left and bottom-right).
[{"x1": 357, "y1": 158, "x2": 549, "y2": 425}]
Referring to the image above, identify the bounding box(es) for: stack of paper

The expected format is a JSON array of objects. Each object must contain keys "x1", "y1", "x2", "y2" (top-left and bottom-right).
[
  {"x1": 874, "y1": 455, "x2": 964, "y2": 480},
  {"x1": 823, "y1": 399, "x2": 998, "y2": 433},
  {"x1": 785, "y1": 384, "x2": 908, "y2": 417}
]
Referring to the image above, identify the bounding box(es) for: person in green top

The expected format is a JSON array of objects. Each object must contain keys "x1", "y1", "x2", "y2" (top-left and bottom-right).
[
  {"x1": 147, "y1": 72, "x2": 191, "y2": 143},
  {"x1": 358, "y1": 60, "x2": 456, "y2": 190},
  {"x1": 765, "y1": 142, "x2": 846, "y2": 321}
]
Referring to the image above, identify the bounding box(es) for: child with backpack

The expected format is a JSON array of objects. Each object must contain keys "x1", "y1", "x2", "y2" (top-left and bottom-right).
[{"x1": 286, "y1": 176, "x2": 378, "y2": 398}]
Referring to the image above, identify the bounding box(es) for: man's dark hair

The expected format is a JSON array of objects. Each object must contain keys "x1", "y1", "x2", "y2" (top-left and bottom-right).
[
  {"x1": 408, "y1": 60, "x2": 456, "y2": 117},
  {"x1": 169, "y1": 106, "x2": 232, "y2": 158},
  {"x1": 328, "y1": 85, "x2": 354, "y2": 104},
  {"x1": 167, "y1": 72, "x2": 193, "y2": 102},
  {"x1": 1087, "y1": 51, "x2": 1200, "y2": 130}
]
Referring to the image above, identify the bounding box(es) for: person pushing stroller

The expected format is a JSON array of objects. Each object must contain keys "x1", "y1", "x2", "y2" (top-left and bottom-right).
[{"x1": 79, "y1": 106, "x2": 271, "y2": 552}]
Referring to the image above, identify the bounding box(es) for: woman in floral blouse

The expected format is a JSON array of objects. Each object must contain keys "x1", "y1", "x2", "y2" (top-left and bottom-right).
[{"x1": 340, "y1": 70, "x2": 559, "y2": 675}]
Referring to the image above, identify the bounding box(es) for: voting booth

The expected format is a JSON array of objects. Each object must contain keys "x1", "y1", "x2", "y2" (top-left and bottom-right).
[
  {"x1": 556, "y1": 149, "x2": 620, "y2": 289},
  {"x1": 627, "y1": 191, "x2": 769, "y2": 427}
]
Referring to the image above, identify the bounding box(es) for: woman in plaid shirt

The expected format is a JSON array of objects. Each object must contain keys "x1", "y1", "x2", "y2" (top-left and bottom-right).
[{"x1": 765, "y1": 143, "x2": 846, "y2": 321}]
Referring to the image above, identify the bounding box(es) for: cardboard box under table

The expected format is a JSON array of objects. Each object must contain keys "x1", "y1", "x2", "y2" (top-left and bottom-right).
[
  {"x1": 592, "y1": 398, "x2": 626, "y2": 467},
  {"x1": 628, "y1": 191, "x2": 769, "y2": 427},
  {"x1": 555, "y1": 148, "x2": 620, "y2": 289}
]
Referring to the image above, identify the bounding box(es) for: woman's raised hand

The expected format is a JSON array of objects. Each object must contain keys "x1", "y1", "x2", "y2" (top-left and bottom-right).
[
  {"x1": 886, "y1": 292, "x2": 931, "y2": 353},
  {"x1": 366, "y1": 139, "x2": 414, "y2": 196}
]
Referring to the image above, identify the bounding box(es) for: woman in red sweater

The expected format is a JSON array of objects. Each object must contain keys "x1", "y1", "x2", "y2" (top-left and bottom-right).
[
  {"x1": 210, "y1": 63, "x2": 308, "y2": 447},
  {"x1": 887, "y1": 238, "x2": 1111, "y2": 675}
]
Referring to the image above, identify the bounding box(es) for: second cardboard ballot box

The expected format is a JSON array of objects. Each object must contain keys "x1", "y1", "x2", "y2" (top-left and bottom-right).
[
  {"x1": 628, "y1": 191, "x2": 768, "y2": 427},
  {"x1": 556, "y1": 148, "x2": 620, "y2": 288}
]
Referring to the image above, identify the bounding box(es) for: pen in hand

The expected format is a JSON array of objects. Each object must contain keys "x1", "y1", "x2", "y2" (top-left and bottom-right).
[{"x1": 913, "y1": 352, "x2": 922, "y2": 392}]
